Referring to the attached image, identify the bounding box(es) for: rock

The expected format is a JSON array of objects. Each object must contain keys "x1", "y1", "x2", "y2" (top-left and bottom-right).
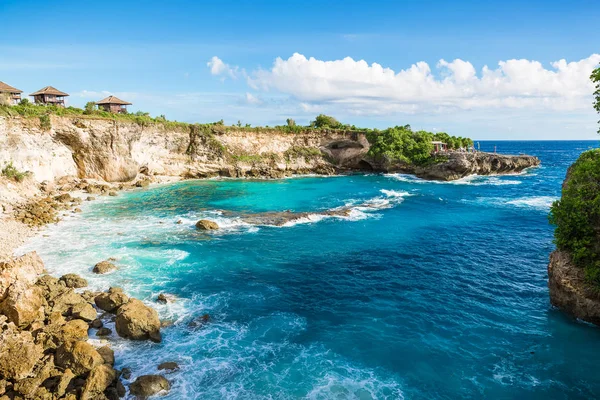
[
  {"x1": 81, "y1": 290, "x2": 100, "y2": 303},
  {"x1": 0, "y1": 323, "x2": 43, "y2": 380},
  {"x1": 108, "y1": 191, "x2": 118, "y2": 197},
  {"x1": 157, "y1": 361, "x2": 179, "y2": 372},
  {"x1": 548, "y1": 250, "x2": 600, "y2": 326},
  {"x1": 35, "y1": 274, "x2": 61, "y2": 297},
  {"x1": 73, "y1": 208, "x2": 82, "y2": 213},
  {"x1": 60, "y1": 319, "x2": 90, "y2": 342},
  {"x1": 46, "y1": 286, "x2": 87, "y2": 315},
  {"x1": 195, "y1": 219, "x2": 219, "y2": 230},
  {"x1": 56, "y1": 340, "x2": 104, "y2": 376},
  {"x1": 97, "y1": 346, "x2": 114, "y2": 365},
  {"x1": 13, "y1": 355, "x2": 55, "y2": 398},
  {"x1": 0, "y1": 251, "x2": 45, "y2": 298},
  {"x1": 156, "y1": 293, "x2": 175, "y2": 304},
  {"x1": 121, "y1": 368, "x2": 132, "y2": 380},
  {"x1": 55, "y1": 368, "x2": 75, "y2": 398},
  {"x1": 86, "y1": 196, "x2": 96, "y2": 201},
  {"x1": 188, "y1": 313, "x2": 210, "y2": 328},
  {"x1": 129, "y1": 375, "x2": 170, "y2": 397},
  {"x1": 136, "y1": 179, "x2": 150, "y2": 188},
  {"x1": 115, "y1": 298, "x2": 161, "y2": 342},
  {"x1": 96, "y1": 327, "x2": 112, "y2": 336},
  {"x1": 95, "y1": 288, "x2": 129, "y2": 313},
  {"x1": 60, "y1": 273, "x2": 88, "y2": 288},
  {"x1": 55, "y1": 193, "x2": 73, "y2": 203},
  {"x1": 71, "y1": 302, "x2": 97, "y2": 322},
  {"x1": 90, "y1": 318, "x2": 103, "y2": 329},
  {"x1": 0, "y1": 281, "x2": 44, "y2": 328},
  {"x1": 81, "y1": 364, "x2": 116, "y2": 400},
  {"x1": 176, "y1": 219, "x2": 183, "y2": 224},
  {"x1": 93, "y1": 260, "x2": 117, "y2": 274}
]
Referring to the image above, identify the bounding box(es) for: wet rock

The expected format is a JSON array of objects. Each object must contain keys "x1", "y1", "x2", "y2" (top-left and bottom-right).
[
  {"x1": 93, "y1": 260, "x2": 117, "y2": 274},
  {"x1": 86, "y1": 196, "x2": 96, "y2": 201},
  {"x1": 81, "y1": 364, "x2": 116, "y2": 400},
  {"x1": 136, "y1": 179, "x2": 150, "y2": 188},
  {"x1": 188, "y1": 313, "x2": 210, "y2": 328},
  {"x1": 195, "y1": 219, "x2": 219, "y2": 230},
  {"x1": 115, "y1": 298, "x2": 161, "y2": 342},
  {"x1": 96, "y1": 327, "x2": 112, "y2": 337},
  {"x1": 108, "y1": 191, "x2": 118, "y2": 197},
  {"x1": 56, "y1": 340, "x2": 104, "y2": 376},
  {"x1": 129, "y1": 375, "x2": 170, "y2": 397},
  {"x1": 95, "y1": 288, "x2": 129, "y2": 313},
  {"x1": 97, "y1": 345, "x2": 114, "y2": 365},
  {"x1": 59, "y1": 273, "x2": 88, "y2": 288},
  {"x1": 0, "y1": 323, "x2": 43, "y2": 380},
  {"x1": 156, "y1": 293, "x2": 175, "y2": 304},
  {"x1": 176, "y1": 219, "x2": 183, "y2": 224},
  {"x1": 121, "y1": 367, "x2": 132, "y2": 380},
  {"x1": 71, "y1": 302, "x2": 97, "y2": 322},
  {"x1": 90, "y1": 318, "x2": 103, "y2": 329},
  {"x1": 0, "y1": 281, "x2": 44, "y2": 328},
  {"x1": 73, "y1": 208, "x2": 82, "y2": 213},
  {"x1": 157, "y1": 361, "x2": 179, "y2": 372}
]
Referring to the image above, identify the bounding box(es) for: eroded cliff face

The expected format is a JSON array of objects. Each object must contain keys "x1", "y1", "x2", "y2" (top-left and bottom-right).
[
  {"x1": 0, "y1": 115, "x2": 540, "y2": 185},
  {"x1": 548, "y1": 250, "x2": 600, "y2": 326},
  {"x1": 0, "y1": 116, "x2": 370, "y2": 183}
]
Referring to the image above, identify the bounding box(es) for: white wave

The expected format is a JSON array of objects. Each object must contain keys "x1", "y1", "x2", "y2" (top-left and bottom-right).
[
  {"x1": 385, "y1": 173, "x2": 522, "y2": 186},
  {"x1": 506, "y1": 196, "x2": 557, "y2": 210}
]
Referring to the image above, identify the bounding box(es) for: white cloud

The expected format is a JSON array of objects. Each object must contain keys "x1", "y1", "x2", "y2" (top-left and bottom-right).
[
  {"x1": 236, "y1": 52, "x2": 600, "y2": 114},
  {"x1": 207, "y1": 56, "x2": 239, "y2": 80},
  {"x1": 245, "y1": 92, "x2": 262, "y2": 105}
]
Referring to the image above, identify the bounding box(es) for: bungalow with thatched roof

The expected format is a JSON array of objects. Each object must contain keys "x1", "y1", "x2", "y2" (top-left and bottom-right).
[
  {"x1": 0, "y1": 81, "x2": 23, "y2": 105},
  {"x1": 30, "y1": 86, "x2": 69, "y2": 107},
  {"x1": 96, "y1": 95, "x2": 132, "y2": 114}
]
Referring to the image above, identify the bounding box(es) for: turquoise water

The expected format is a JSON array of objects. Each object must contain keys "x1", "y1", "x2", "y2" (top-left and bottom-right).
[{"x1": 21, "y1": 141, "x2": 600, "y2": 399}]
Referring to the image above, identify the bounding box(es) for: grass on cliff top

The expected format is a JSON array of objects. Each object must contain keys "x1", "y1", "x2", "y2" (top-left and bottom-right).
[{"x1": 549, "y1": 149, "x2": 600, "y2": 287}]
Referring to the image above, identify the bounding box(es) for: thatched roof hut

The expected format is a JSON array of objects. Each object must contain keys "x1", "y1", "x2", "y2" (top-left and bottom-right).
[
  {"x1": 30, "y1": 86, "x2": 69, "y2": 106},
  {"x1": 0, "y1": 81, "x2": 23, "y2": 105},
  {"x1": 96, "y1": 95, "x2": 132, "y2": 113}
]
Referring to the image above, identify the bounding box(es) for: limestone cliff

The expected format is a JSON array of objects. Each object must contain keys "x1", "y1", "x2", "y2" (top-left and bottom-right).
[
  {"x1": 0, "y1": 115, "x2": 539, "y2": 185},
  {"x1": 548, "y1": 250, "x2": 600, "y2": 325}
]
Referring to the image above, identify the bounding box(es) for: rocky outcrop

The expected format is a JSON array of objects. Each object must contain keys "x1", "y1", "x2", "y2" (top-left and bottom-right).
[
  {"x1": 548, "y1": 250, "x2": 600, "y2": 325},
  {"x1": 129, "y1": 375, "x2": 170, "y2": 397},
  {"x1": 115, "y1": 298, "x2": 161, "y2": 342},
  {"x1": 195, "y1": 219, "x2": 219, "y2": 230},
  {"x1": 93, "y1": 260, "x2": 117, "y2": 274}
]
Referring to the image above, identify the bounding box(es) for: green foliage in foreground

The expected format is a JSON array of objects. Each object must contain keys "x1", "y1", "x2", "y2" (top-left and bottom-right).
[
  {"x1": 1, "y1": 161, "x2": 29, "y2": 182},
  {"x1": 366, "y1": 125, "x2": 473, "y2": 165},
  {"x1": 592, "y1": 65, "x2": 600, "y2": 133},
  {"x1": 549, "y1": 149, "x2": 600, "y2": 287}
]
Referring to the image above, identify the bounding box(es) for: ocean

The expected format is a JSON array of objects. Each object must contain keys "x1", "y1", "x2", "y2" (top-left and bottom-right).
[{"x1": 19, "y1": 140, "x2": 600, "y2": 399}]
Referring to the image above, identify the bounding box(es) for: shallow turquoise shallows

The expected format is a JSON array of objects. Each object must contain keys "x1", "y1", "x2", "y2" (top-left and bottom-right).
[{"x1": 21, "y1": 141, "x2": 600, "y2": 399}]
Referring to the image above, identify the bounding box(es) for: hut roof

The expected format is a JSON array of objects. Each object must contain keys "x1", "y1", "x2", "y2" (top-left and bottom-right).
[
  {"x1": 96, "y1": 95, "x2": 132, "y2": 106},
  {"x1": 0, "y1": 81, "x2": 22, "y2": 94},
  {"x1": 431, "y1": 141, "x2": 445, "y2": 145},
  {"x1": 29, "y1": 86, "x2": 69, "y2": 97}
]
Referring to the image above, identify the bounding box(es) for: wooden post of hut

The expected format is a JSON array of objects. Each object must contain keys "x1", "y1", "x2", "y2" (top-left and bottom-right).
[
  {"x1": 0, "y1": 81, "x2": 23, "y2": 105},
  {"x1": 29, "y1": 86, "x2": 69, "y2": 107},
  {"x1": 95, "y1": 96, "x2": 132, "y2": 114},
  {"x1": 431, "y1": 141, "x2": 447, "y2": 153}
]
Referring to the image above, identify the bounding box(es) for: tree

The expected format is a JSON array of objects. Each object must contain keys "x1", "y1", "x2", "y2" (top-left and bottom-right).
[
  {"x1": 592, "y1": 65, "x2": 600, "y2": 133},
  {"x1": 311, "y1": 114, "x2": 341, "y2": 128},
  {"x1": 286, "y1": 118, "x2": 296, "y2": 127},
  {"x1": 84, "y1": 101, "x2": 96, "y2": 114}
]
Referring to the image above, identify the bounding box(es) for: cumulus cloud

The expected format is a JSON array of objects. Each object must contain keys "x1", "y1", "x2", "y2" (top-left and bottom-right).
[
  {"x1": 234, "y1": 53, "x2": 600, "y2": 114},
  {"x1": 207, "y1": 56, "x2": 240, "y2": 79},
  {"x1": 245, "y1": 92, "x2": 262, "y2": 105}
]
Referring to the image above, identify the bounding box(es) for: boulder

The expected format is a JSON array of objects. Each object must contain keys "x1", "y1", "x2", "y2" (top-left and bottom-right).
[
  {"x1": 0, "y1": 281, "x2": 44, "y2": 328},
  {"x1": 0, "y1": 252, "x2": 45, "y2": 299},
  {"x1": 81, "y1": 364, "x2": 116, "y2": 400},
  {"x1": 129, "y1": 375, "x2": 170, "y2": 397},
  {"x1": 55, "y1": 368, "x2": 75, "y2": 398},
  {"x1": 59, "y1": 273, "x2": 88, "y2": 288},
  {"x1": 55, "y1": 341, "x2": 104, "y2": 376},
  {"x1": 13, "y1": 355, "x2": 55, "y2": 398},
  {"x1": 195, "y1": 219, "x2": 219, "y2": 230},
  {"x1": 97, "y1": 346, "x2": 114, "y2": 365},
  {"x1": 115, "y1": 299, "x2": 161, "y2": 342},
  {"x1": 60, "y1": 319, "x2": 90, "y2": 343},
  {"x1": 37, "y1": 318, "x2": 88, "y2": 352},
  {"x1": 0, "y1": 323, "x2": 43, "y2": 380},
  {"x1": 108, "y1": 191, "x2": 118, "y2": 197},
  {"x1": 35, "y1": 274, "x2": 61, "y2": 297},
  {"x1": 156, "y1": 293, "x2": 175, "y2": 304},
  {"x1": 46, "y1": 286, "x2": 87, "y2": 315},
  {"x1": 157, "y1": 361, "x2": 179, "y2": 372},
  {"x1": 93, "y1": 260, "x2": 117, "y2": 274},
  {"x1": 95, "y1": 288, "x2": 129, "y2": 313},
  {"x1": 71, "y1": 302, "x2": 97, "y2": 322},
  {"x1": 96, "y1": 327, "x2": 112, "y2": 337},
  {"x1": 90, "y1": 318, "x2": 103, "y2": 329}
]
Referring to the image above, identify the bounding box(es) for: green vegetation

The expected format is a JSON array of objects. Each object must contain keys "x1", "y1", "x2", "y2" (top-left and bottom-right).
[
  {"x1": 1, "y1": 161, "x2": 29, "y2": 182},
  {"x1": 366, "y1": 125, "x2": 473, "y2": 165},
  {"x1": 39, "y1": 114, "x2": 51, "y2": 131},
  {"x1": 549, "y1": 150, "x2": 600, "y2": 287},
  {"x1": 310, "y1": 114, "x2": 342, "y2": 129},
  {"x1": 284, "y1": 146, "x2": 322, "y2": 162},
  {"x1": 592, "y1": 65, "x2": 600, "y2": 133}
]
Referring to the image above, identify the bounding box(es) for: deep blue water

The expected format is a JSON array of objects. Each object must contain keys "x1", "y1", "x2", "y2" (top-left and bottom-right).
[{"x1": 21, "y1": 140, "x2": 600, "y2": 399}]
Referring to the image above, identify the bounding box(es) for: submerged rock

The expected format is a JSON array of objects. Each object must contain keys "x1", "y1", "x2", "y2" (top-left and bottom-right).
[
  {"x1": 157, "y1": 361, "x2": 179, "y2": 372},
  {"x1": 115, "y1": 299, "x2": 161, "y2": 342},
  {"x1": 195, "y1": 219, "x2": 219, "y2": 230},
  {"x1": 129, "y1": 375, "x2": 170, "y2": 397},
  {"x1": 93, "y1": 260, "x2": 117, "y2": 274}
]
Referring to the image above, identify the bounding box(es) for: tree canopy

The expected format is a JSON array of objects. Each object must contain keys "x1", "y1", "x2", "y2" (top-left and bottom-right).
[{"x1": 592, "y1": 64, "x2": 600, "y2": 133}]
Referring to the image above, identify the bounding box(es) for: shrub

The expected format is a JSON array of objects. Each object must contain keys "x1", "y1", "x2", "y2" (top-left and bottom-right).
[
  {"x1": 84, "y1": 101, "x2": 96, "y2": 114},
  {"x1": 311, "y1": 114, "x2": 341, "y2": 129},
  {"x1": 1, "y1": 161, "x2": 28, "y2": 182},
  {"x1": 286, "y1": 118, "x2": 296, "y2": 127},
  {"x1": 39, "y1": 114, "x2": 52, "y2": 130},
  {"x1": 549, "y1": 149, "x2": 600, "y2": 286}
]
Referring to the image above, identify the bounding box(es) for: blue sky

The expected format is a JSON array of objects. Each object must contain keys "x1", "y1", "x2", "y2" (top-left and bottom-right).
[{"x1": 1, "y1": 0, "x2": 599, "y2": 139}]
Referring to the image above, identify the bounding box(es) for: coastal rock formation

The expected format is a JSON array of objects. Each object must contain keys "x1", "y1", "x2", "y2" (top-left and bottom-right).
[
  {"x1": 95, "y1": 287, "x2": 129, "y2": 312},
  {"x1": 129, "y1": 375, "x2": 170, "y2": 397},
  {"x1": 59, "y1": 273, "x2": 88, "y2": 288},
  {"x1": 548, "y1": 250, "x2": 600, "y2": 325},
  {"x1": 195, "y1": 219, "x2": 219, "y2": 230},
  {"x1": 93, "y1": 260, "x2": 117, "y2": 274},
  {"x1": 115, "y1": 298, "x2": 161, "y2": 342}
]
